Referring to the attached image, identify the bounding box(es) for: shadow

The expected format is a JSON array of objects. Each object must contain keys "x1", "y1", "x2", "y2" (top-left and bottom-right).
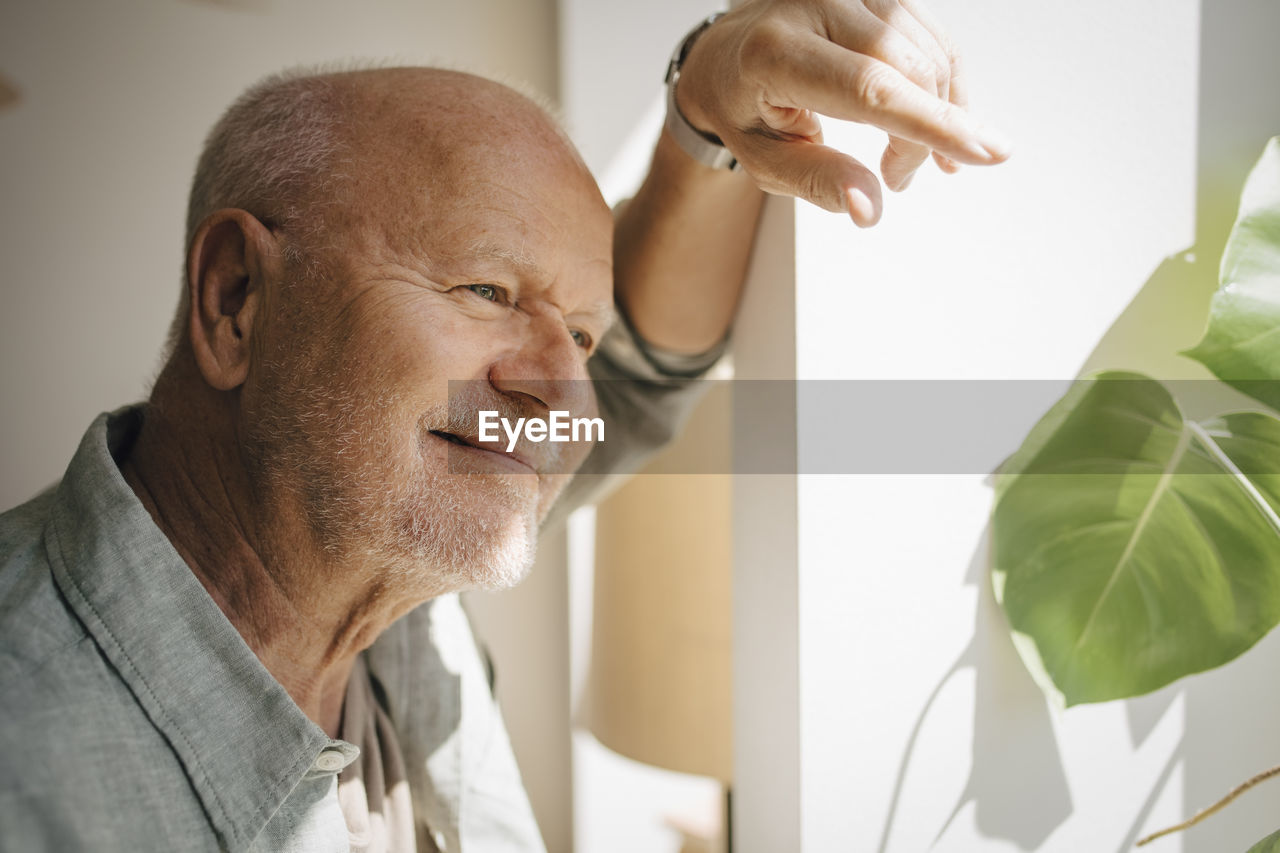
[
  {"x1": 1083, "y1": 0, "x2": 1280, "y2": 390},
  {"x1": 1077, "y1": 252, "x2": 1219, "y2": 384},
  {"x1": 1114, "y1": 746, "x2": 1183, "y2": 853},
  {"x1": 882, "y1": 3, "x2": 1280, "y2": 850},
  {"x1": 877, "y1": 532, "x2": 1072, "y2": 852},
  {"x1": 1074, "y1": 2, "x2": 1280, "y2": 850},
  {"x1": 1124, "y1": 688, "x2": 1182, "y2": 752},
  {"x1": 1178, "y1": 630, "x2": 1280, "y2": 851}
]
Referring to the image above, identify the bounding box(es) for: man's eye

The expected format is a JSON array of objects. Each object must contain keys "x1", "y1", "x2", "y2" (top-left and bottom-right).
[
  {"x1": 466, "y1": 284, "x2": 505, "y2": 303},
  {"x1": 570, "y1": 329, "x2": 592, "y2": 350}
]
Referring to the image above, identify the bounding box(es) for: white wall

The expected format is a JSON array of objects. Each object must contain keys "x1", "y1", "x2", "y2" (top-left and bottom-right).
[{"x1": 733, "y1": 1, "x2": 1280, "y2": 850}]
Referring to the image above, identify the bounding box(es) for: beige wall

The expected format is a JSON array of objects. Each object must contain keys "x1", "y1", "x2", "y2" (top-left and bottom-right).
[
  {"x1": 0, "y1": 0, "x2": 570, "y2": 848},
  {"x1": 0, "y1": 0, "x2": 558, "y2": 509}
]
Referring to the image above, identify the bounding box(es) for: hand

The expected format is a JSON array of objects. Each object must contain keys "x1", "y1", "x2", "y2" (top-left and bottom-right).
[{"x1": 675, "y1": 0, "x2": 1012, "y2": 227}]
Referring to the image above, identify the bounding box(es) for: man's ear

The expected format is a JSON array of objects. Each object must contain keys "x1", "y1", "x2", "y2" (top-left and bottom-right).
[{"x1": 185, "y1": 209, "x2": 280, "y2": 391}]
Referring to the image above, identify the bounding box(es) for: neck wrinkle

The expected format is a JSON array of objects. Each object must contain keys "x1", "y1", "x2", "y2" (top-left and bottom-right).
[{"x1": 120, "y1": 377, "x2": 427, "y2": 738}]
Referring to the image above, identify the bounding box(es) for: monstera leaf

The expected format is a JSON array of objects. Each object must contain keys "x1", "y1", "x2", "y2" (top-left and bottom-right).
[
  {"x1": 1185, "y1": 137, "x2": 1280, "y2": 409},
  {"x1": 992, "y1": 372, "x2": 1280, "y2": 706}
]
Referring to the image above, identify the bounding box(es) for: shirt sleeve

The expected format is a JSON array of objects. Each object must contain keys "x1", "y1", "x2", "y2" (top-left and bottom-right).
[{"x1": 542, "y1": 307, "x2": 727, "y2": 529}]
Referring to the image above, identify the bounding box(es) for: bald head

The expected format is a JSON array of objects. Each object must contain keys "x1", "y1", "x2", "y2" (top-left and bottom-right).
[
  {"x1": 173, "y1": 65, "x2": 602, "y2": 348},
  {"x1": 157, "y1": 64, "x2": 614, "y2": 591},
  {"x1": 313, "y1": 67, "x2": 601, "y2": 262}
]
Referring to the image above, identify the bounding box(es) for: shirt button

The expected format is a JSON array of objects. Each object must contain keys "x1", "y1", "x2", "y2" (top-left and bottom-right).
[{"x1": 313, "y1": 749, "x2": 347, "y2": 773}]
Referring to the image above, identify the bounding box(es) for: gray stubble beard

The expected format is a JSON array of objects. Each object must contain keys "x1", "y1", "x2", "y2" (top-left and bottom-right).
[{"x1": 242, "y1": 354, "x2": 544, "y2": 598}]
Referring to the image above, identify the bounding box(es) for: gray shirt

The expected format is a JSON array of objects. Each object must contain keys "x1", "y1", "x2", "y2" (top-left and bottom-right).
[{"x1": 0, "y1": 318, "x2": 720, "y2": 852}]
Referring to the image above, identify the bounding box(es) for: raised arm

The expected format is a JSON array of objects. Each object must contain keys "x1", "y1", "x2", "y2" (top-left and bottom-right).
[
  {"x1": 614, "y1": 0, "x2": 1012, "y2": 354},
  {"x1": 614, "y1": 127, "x2": 764, "y2": 356}
]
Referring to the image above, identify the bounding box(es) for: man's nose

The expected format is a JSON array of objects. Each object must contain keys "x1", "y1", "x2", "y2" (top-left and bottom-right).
[{"x1": 489, "y1": 317, "x2": 593, "y2": 417}]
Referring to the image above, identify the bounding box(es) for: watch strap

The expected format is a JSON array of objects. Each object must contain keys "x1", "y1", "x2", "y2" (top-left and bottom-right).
[{"x1": 664, "y1": 13, "x2": 740, "y2": 172}]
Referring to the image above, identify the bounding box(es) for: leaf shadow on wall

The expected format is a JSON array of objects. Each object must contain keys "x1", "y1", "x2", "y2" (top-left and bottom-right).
[
  {"x1": 1061, "y1": 1, "x2": 1280, "y2": 846},
  {"x1": 926, "y1": 250, "x2": 1244, "y2": 852},
  {"x1": 876, "y1": 530, "x2": 1072, "y2": 853},
  {"x1": 882, "y1": 3, "x2": 1280, "y2": 849},
  {"x1": 1080, "y1": 244, "x2": 1280, "y2": 844},
  {"x1": 873, "y1": 245, "x2": 1264, "y2": 852}
]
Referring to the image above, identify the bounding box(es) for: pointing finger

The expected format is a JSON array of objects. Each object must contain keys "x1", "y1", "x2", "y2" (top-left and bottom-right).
[
  {"x1": 731, "y1": 130, "x2": 884, "y2": 226},
  {"x1": 766, "y1": 35, "x2": 1011, "y2": 164}
]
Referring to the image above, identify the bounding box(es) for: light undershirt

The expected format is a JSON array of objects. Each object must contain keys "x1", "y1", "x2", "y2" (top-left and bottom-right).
[{"x1": 338, "y1": 655, "x2": 438, "y2": 853}]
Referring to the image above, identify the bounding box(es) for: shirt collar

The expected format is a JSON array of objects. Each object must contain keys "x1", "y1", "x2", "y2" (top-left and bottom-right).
[{"x1": 44, "y1": 406, "x2": 333, "y2": 852}]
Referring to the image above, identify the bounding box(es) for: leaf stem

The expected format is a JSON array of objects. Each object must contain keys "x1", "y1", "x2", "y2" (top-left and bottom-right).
[{"x1": 1135, "y1": 762, "x2": 1280, "y2": 846}]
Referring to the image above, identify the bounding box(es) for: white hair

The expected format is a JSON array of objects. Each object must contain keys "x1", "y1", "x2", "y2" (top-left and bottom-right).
[{"x1": 167, "y1": 66, "x2": 353, "y2": 352}]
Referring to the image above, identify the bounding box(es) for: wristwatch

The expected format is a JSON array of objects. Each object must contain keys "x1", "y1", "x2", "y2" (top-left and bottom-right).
[{"x1": 664, "y1": 13, "x2": 741, "y2": 172}]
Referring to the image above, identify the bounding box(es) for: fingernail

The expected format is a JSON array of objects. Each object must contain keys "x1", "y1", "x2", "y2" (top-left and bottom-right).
[
  {"x1": 845, "y1": 188, "x2": 877, "y2": 227},
  {"x1": 976, "y1": 126, "x2": 1013, "y2": 160}
]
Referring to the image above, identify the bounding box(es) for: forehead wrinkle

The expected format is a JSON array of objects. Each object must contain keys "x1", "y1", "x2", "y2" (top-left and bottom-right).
[
  {"x1": 387, "y1": 175, "x2": 552, "y2": 273},
  {"x1": 463, "y1": 239, "x2": 544, "y2": 279},
  {"x1": 326, "y1": 72, "x2": 611, "y2": 302}
]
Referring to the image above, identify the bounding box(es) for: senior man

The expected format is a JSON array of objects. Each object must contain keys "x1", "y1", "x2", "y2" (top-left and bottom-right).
[{"x1": 0, "y1": 2, "x2": 1008, "y2": 851}]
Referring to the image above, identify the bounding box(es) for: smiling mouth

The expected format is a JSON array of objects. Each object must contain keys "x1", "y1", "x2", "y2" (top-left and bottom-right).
[
  {"x1": 430, "y1": 430, "x2": 470, "y2": 447},
  {"x1": 429, "y1": 429, "x2": 536, "y2": 474}
]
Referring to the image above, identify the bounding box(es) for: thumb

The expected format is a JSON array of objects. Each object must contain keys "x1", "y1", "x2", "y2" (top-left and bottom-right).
[{"x1": 731, "y1": 132, "x2": 883, "y2": 227}]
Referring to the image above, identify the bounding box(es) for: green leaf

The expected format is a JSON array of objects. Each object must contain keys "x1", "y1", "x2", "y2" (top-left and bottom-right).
[
  {"x1": 1185, "y1": 136, "x2": 1280, "y2": 408},
  {"x1": 992, "y1": 371, "x2": 1280, "y2": 706},
  {"x1": 1247, "y1": 828, "x2": 1280, "y2": 853}
]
